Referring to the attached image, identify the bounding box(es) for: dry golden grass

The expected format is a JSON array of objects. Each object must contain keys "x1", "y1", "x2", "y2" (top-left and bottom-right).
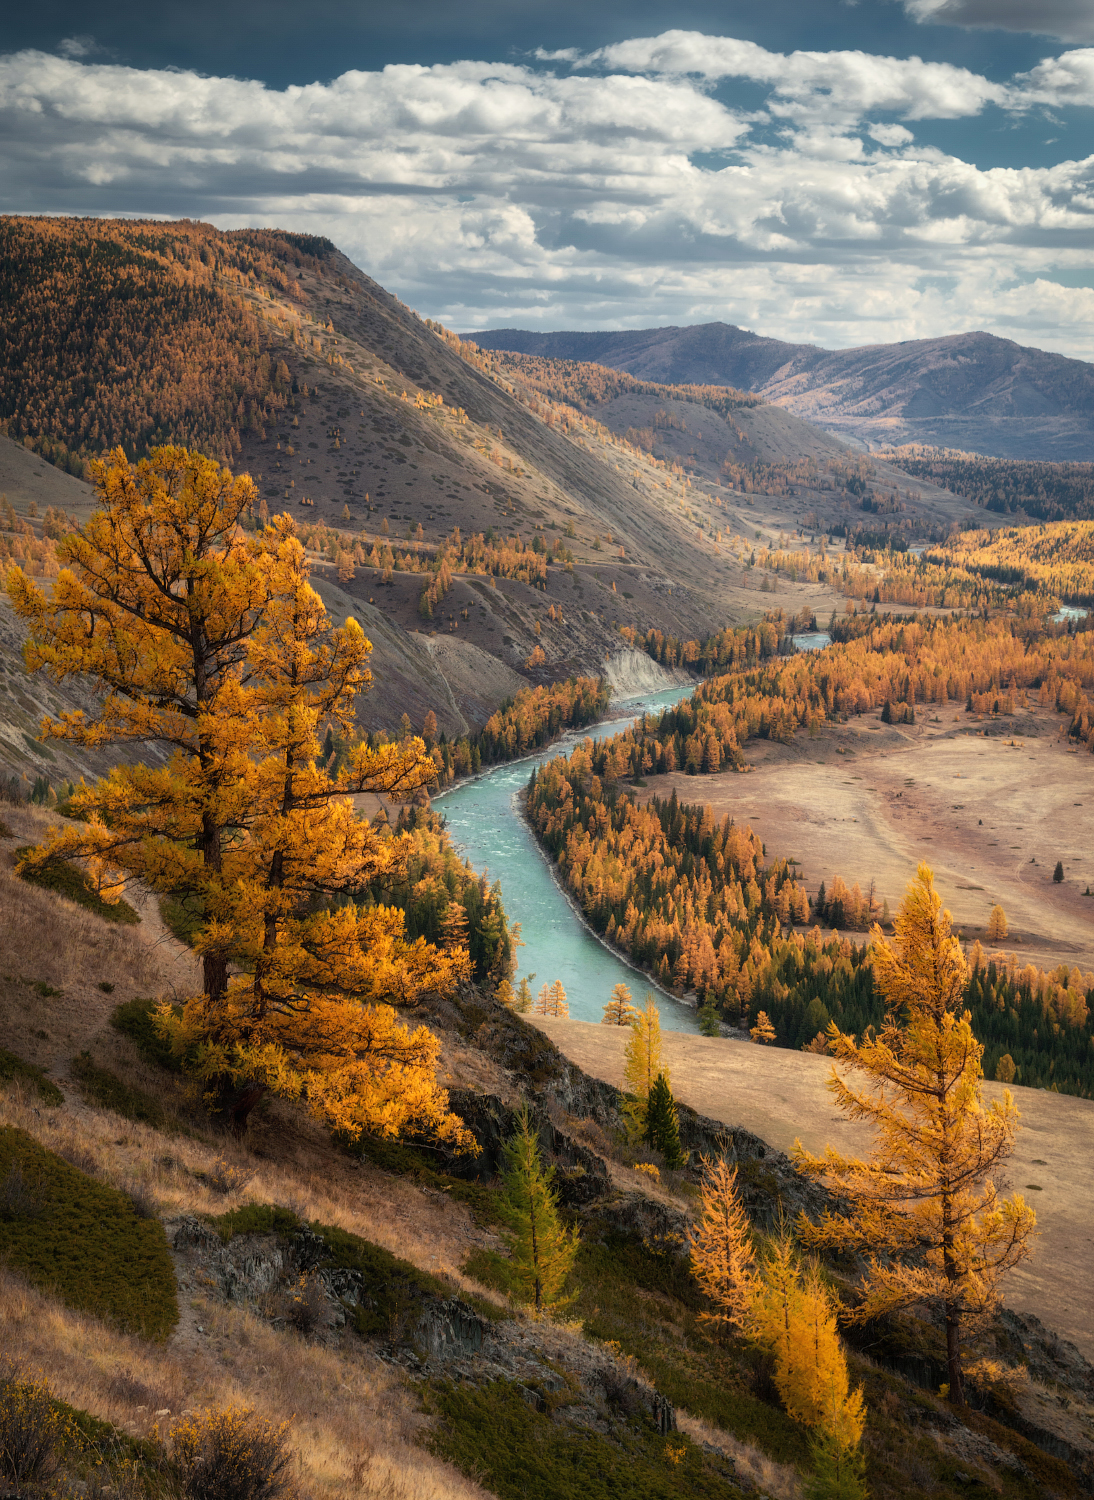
[
  {"x1": 0, "y1": 805, "x2": 200, "y2": 1076},
  {"x1": 0, "y1": 1266, "x2": 487, "y2": 1500},
  {"x1": 675, "y1": 1409, "x2": 803, "y2": 1500},
  {"x1": 0, "y1": 1077, "x2": 503, "y2": 1297}
]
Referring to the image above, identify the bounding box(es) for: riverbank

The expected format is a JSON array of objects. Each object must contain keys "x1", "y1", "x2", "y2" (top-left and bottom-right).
[
  {"x1": 429, "y1": 682, "x2": 701, "y2": 1030},
  {"x1": 516, "y1": 781, "x2": 697, "y2": 1024},
  {"x1": 527, "y1": 1013, "x2": 1094, "y2": 1362}
]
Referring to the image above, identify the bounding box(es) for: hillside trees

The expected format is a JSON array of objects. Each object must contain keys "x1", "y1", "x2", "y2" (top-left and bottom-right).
[
  {"x1": 602, "y1": 981, "x2": 638, "y2": 1026},
  {"x1": 0, "y1": 218, "x2": 319, "y2": 472},
  {"x1": 499, "y1": 1105, "x2": 579, "y2": 1315},
  {"x1": 623, "y1": 995, "x2": 665, "y2": 1130},
  {"x1": 8, "y1": 446, "x2": 473, "y2": 1146},
  {"x1": 690, "y1": 1158, "x2": 866, "y2": 1496},
  {"x1": 795, "y1": 865, "x2": 1037, "y2": 1405}
]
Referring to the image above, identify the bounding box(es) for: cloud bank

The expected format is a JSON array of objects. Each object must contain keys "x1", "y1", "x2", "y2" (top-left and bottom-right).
[{"x1": 1, "y1": 34, "x2": 1092, "y2": 354}]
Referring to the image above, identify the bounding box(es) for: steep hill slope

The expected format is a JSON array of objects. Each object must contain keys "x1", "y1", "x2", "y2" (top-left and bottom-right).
[
  {"x1": 0, "y1": 215, "x2": 984, "y2": 777},
  {"x1": 470, "y1": 324, "x2": 1094, "y2": 461}
]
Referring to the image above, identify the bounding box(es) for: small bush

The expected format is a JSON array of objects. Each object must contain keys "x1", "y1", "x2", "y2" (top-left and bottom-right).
[
  {"x1": 166, "y1": 1406, "x2": 293, "y2": 1500},
  {"x1": 71, "y1": 1052, "x2": 170, "y2": 1131},
  {"x1": 0, "y1": 1046, "x2": 64, "y2": 1105},
  {"x1": 199, "y1": 1158, "x2": 255, "y2": 1197},
  {"x1": 0, "y1": 1363, "x2": 77, "y2": 1488},
  {"x1": 16, "y1": 852, "x2": 140, "y2": 924},
  {"x1": 0, "y1": 1159, "x2": 47, "y2": 1222},
  {"x1": 280, "y1": 1272, "x2": 329, "y2": 1337},
  {"x1": 111, "y1": 996, "x2": 184, "y2": 1073},
  {"x1": 124, "y1": 1177, "x2": 159, "y2": 1220},
  {"x1": 0, "y1": 816, "x2": 12, "y2": 839},
  {"x1": 0, "y1": 1125, "x2": 178, "y2": 1341}
]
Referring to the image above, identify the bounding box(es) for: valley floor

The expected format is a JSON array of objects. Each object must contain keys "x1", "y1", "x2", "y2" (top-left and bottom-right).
[
  {"x1": 529, "y1": 1014, "x2": 1094, "y2": 1365},
  {"x1": 635, "y1": 700, "x2": 1094, "y2": 972}
]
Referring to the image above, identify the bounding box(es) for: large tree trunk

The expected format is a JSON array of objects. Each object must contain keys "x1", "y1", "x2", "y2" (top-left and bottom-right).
[
  {"x1": 946, "y1": 1308, "x2": 965, "y2": 1406},
  {"x1": 224, "y1": 1081, "x2": 267, "y2": 1138}
]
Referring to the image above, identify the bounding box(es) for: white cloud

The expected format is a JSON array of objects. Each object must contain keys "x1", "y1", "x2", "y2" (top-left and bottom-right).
[{"x1": 0, "y1": 38, "x2": 1092, "y2": 356}]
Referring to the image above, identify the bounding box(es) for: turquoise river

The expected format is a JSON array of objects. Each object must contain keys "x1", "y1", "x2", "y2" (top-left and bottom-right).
[{"x1": 433, "y1": 686, "x2": 701, "y2": 1033}]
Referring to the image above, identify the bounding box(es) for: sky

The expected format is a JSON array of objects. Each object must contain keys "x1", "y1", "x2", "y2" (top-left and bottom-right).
[{"x1": 2, "y1": 1, "x2": 1093, "y2": 356}]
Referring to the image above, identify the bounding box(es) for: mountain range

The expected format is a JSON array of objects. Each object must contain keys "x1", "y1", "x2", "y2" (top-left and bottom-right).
[{"x1": 468, "y1": 324, "x2": 1094, "y2": 462}]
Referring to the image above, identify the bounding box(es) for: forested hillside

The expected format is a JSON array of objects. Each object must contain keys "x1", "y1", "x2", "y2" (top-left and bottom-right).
[
  {"x1": 525, "y1": 608, "x2": 1094, "y2": 1094},
  {"x1": 0, "y1": 217, "x2": 331, "y2": 472},
  {"x1": 884, "y1": 449, "x2": 1094, "y2": 521}
]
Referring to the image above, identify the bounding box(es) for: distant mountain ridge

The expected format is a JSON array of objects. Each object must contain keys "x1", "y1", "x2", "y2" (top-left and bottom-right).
[{"x1": 468, "y1": 324, "x2": 1094, "y2": 461}]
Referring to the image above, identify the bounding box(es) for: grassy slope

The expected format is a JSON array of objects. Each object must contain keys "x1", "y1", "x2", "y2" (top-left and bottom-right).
[{"x1": 0, "y1": 849, "x2": 1090, "y2": 1500}]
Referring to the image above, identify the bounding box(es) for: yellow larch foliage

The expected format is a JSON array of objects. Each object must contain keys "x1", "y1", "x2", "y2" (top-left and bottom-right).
[
  {"x1": 547, "y1": 979, "x2": 569, "y2": 1017},
  {"x1": 794, "y1": 863, "x2": 1037, "y2": 1406},
  {"x1": 689, "y1": 1156, "x2": 755, "y2": 1333},
  {"x1": 602, "y1": 981, "x2": 638, "y2": 1026},
  {"x1": 750, "y1": 1010, "x2": 777, "y2": 1044},
  {"x1": 8, "y1": 447, "x2": 474, "y2": 1151},
  {"x1": 623, "y1": 994, "x2": 665, "y2": 1130},
  {"x1": 987, "y1": 903, "x2": 1008, "y2": 941}
]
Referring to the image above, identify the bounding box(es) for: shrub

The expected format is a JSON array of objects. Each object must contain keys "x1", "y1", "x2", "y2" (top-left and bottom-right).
[
  {"x1": 0, "y1": 1046, "x2": 64, "y2": 1106},
  {"x1": 15, "y1": 852, "x2": 140, "y2": 924},
  {"x1": 0, "y1": 1363, "x2": 77, "y2": 1488},
  {"x1": 166, "y1": 1406, "x2": 293, "y2": 1500},
  {"x1": 111, "y1": 996, "x2": 183, "y2": 1073},
  {"x1": 0, "y1": 1159, "x2": 47, "y2": 1222},
  {"x1": 199, "y1": 1158, "x2": 255, "y2": 1197},
  {"x1": 71, "y1": 1052, "x2": 171, "y2": 1131},
  {"x1": 209, "y1": 1204, "x2": 302, "y2": 1243},
  {"x1": 425, "y1": 1378, "x2": 740, "y2": 1500},
  {"x1": 281, "y1": 1272, "x2": 328, "y2": 1337},
  {"x1": 0, "y1": 1125, "x2": 178, "y2": 1341}
]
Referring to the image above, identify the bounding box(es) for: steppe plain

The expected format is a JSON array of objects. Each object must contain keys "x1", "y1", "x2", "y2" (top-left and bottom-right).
[{"x1": 637, "y1": 701, "x2": 1094, "y2": 971}]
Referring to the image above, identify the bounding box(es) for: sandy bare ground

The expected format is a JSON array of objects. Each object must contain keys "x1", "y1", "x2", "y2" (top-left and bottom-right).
[
  {"x1": 637, "y1": 698, "x2": 1094, "y2": 973},
  {"x1": 531, "y1": 1014, "x2": 1094, "y2": 1359}
]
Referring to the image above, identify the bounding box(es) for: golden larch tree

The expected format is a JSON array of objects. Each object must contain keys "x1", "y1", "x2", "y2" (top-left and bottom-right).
[
  {"x1": 547, "y1": 979, "x2": 569, "y2": 1017},
  {"x1": 750, "y1": 1010, "x2": 777, "y2": 1044},
  {"x1": 795, "y1": 863, "x2": 1037, "y2": 1405},
  {"x1": 623, "y1": 994, "x2": 665, "y2": 1129},
  {"x1": 690, "y1": 1160, "x2": 866, "y2": 1494},
  {"x1": 602, "y1": 981, "x2": 638, "y2": 1026},
  {"x1": 689, "y1": 1156, "x2": 755, "y2": 1333},
  {"x1": 987, "y1": 903, "x2": 1008, "y2": 941},
  {"x1": 8, "y1": 447, "x2": 473, "y2": 1148}
]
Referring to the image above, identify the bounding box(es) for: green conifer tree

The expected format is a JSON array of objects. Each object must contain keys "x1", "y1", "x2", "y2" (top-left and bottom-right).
[
  {"x1": 499, "y1": 1104, "x2": 579, "y2": 1315},
  {"x1": 804, "y1": 1427, "x2": 869, "y2": 1500},
  {"x1": 698, "y1": 997, "x2": 721, "y2": 1036},
  {"x1": 644, "y1": 1072, "x2": 685, "y2": 1169}
]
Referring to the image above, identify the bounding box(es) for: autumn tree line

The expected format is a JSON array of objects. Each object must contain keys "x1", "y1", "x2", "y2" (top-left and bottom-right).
[
  {"x1": 0, "y1": 217, "x2": 341, "y2": 475},
  {"x1": 929, "y1": 519, "x2": 1094, "y2": 607},
  {"x1": 526, "y1": 608, "x2": 1094, "y2": 1094}
]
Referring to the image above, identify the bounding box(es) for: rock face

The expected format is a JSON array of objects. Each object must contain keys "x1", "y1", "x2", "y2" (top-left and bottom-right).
[
  {"x1": 434, "y1": 985, "x2": 834, "y2": 1231},
  {"x1": 169, "y1": 1212, "x2": 680, "y2": 1449}
]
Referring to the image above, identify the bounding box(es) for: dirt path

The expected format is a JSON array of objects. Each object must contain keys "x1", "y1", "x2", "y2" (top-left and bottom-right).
[
  {"x1": 637, "y1": 699, "x2": 1094, "y2": 973},
  {"x1": 531, "y1": 1014, "x2": 1094, "y2": 1361}
]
